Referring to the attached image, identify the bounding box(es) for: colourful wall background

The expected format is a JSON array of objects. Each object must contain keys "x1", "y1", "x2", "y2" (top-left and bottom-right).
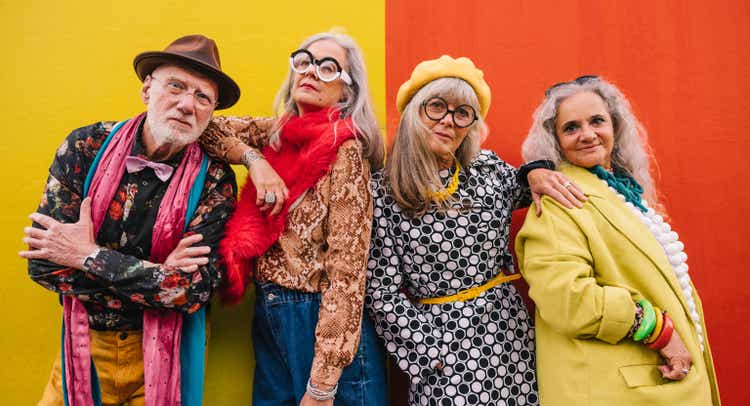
[
  {"x1": 2, "y1": 0, "x2": 748, "y2": 404},
  {"x1": 0, "y1": 1, "x2": 384, "y2": 404},
  {"x1": 386, "y1": 1, "x2": 749, "y2": 405}
]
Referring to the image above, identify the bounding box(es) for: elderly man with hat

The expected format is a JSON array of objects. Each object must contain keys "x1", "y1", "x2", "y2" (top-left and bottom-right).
[
  {"x1": 20, "y1": 35, "x2": 239, "y2": 406},
  {"x1": 363, "y1": 55, "x2": 585, "y2": 405}
]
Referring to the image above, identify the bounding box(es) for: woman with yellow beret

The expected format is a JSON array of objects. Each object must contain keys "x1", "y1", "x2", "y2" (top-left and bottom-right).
[
  {"x1": 364, "y1": 56, "x2": 585, "y2": 405},
  {"x1": 515, "y1": 76, "x2": 720, "y2": 404}
]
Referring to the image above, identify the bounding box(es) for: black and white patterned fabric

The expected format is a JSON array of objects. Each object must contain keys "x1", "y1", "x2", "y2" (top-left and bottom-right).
[{"x1": 365, "y1": 150, "x2": 539, "y2": 406}]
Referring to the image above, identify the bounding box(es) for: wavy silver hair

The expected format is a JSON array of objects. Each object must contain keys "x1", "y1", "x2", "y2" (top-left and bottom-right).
[
  {"x1": 387, "y1": 77, "x2": 488, "y2": 215},
  {"x1": 522, "y1": 77, "x2": 658, "y2": 205},
  {"x1": 269, "y1": 32, "x2": 384, "y2": 170}
]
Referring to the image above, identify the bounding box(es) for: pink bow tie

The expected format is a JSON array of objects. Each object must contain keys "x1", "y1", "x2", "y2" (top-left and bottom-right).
[{"x1": 125, "y1": 156, "x2": 174, "y2": 181}]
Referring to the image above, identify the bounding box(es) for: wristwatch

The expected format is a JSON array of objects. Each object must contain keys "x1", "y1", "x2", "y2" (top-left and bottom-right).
[{"x1": 82, "y1": 247, "x2": 101, "y2": 271}]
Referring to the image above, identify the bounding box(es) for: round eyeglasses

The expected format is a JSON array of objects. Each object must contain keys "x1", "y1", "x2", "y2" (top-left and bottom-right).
[
  {"x1": 422, "y1": 97, "x2": 478, "y2": 128},
  {"x1": 149, "y1": 75, "x2": 217, "y2": 109},
  {"x1": 289, "y1": 49, "x2": 352, "y2": 85}
]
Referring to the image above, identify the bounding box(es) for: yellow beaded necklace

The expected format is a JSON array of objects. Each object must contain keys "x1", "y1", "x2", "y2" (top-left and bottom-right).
[{"x1": 430, "y1": 162, "x2": 461, "y2": 201}]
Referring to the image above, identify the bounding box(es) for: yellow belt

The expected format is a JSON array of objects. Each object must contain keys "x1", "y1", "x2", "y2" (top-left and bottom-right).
[{"x1": 418, "y1": 272, "x2": 522, "y2": 305}]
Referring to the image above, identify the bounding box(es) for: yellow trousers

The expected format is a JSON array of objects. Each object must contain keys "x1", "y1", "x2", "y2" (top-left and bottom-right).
[{"x1": 38, "y1": 329, "x2": 145, "y2": 406}]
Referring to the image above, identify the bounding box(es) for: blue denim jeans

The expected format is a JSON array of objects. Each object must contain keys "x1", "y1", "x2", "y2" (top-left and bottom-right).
[{"x1": 252, "y1": 281, "x2": 388, "y2": 406}]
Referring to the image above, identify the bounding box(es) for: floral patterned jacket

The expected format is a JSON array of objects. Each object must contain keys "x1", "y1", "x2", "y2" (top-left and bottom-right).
[{"x1": 28, "y1": 121, "x2": 237, "y2": 331}]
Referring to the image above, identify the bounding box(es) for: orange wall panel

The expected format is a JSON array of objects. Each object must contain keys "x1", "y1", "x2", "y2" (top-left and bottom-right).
[{"x1": 387, "y1": 1, "x2": 750, "y2": 404}]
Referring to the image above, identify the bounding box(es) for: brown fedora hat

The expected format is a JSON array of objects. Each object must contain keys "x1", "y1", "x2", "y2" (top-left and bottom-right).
[{"x1": 134, "y1": 34, "x2": 240, "y2": 109}]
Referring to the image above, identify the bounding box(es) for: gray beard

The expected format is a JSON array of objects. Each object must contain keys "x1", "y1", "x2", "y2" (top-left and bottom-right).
[{"x1": 146, "y1": 114, "x2": 201, "y2": 151}]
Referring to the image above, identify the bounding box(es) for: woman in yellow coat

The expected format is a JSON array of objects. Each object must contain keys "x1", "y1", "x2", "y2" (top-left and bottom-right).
[{"x1": 515, "y1": 76, "x2": 720, "y2": 405}]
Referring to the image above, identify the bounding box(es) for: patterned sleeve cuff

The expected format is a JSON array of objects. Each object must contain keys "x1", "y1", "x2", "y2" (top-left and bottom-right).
[
  {"x1": 80, "y1": 247, "x2": 102, "y2": 271},
  {"x1": 426, "y1": 341, "x2": 450, "y2": 374},
  {"x1": 403, "y1": 331, "x2": 448, "y2": 385},
  {"x1": 82, "y1": 247, "x2": 109, "y2": 275},
  {"x1": 309, "y1": 356, "x2": 344, "y2": 388},
  {"x1": 200, "y1": 119, "x2": 246, "y2": 161}
]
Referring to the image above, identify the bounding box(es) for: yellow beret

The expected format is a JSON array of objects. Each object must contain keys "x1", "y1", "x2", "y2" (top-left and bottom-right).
[{"x1": 396, "y1": 55, "x2": 491, "y2": 118}]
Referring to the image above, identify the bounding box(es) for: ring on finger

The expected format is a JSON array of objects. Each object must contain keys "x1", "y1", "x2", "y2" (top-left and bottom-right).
[
  {"x1": 264, "y1": 191, "x2": 276, "y2": 204},
  {"x1": 680, "y1": 368, "x2": 690, "y2": 374},
  {"x1": 562, "y1": 181, "x2": 572, "y2": 189}
]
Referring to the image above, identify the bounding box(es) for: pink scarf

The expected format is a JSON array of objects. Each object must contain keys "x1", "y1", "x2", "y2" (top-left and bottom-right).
[{"x1": 63, "y1": 112, "x2": 205, "y2": 405}]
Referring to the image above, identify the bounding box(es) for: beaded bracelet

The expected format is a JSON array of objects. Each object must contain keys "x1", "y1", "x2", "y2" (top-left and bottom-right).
[
  {"x1": 646, "y1": 314, "x2": 674, "y2": 350},
  {"x1": 644, "y1": 308, "x2": 664, "y2": 344},
  {"x1": 240, "y1": 148, "x2": 265, "y2": 169},
  {"x1": 633, "y1": 300, "x2": 657, "y2": 342},
  {"x1": 306, "y1": 378, "x2": 338, "y2": 401},
  {"x1": 627, "y1": 302, "x2": 644, "y2": 338}
]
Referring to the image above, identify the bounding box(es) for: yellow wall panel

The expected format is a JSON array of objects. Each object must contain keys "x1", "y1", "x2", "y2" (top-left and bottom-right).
[{"x1": 0, "y1": 1, "x2": 384, "y2": 403}]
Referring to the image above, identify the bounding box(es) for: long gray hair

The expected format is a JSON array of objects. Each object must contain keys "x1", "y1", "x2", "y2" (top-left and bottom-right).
[
  {"x1": 387, "y1": 77, "x2": 488, "y2": 216},
  {"x1": 522, "y1": 77, "x2": 658, "y2": 205},
  {"x1": 269, "y1": 32, "x2": 384, "y2": 170}
]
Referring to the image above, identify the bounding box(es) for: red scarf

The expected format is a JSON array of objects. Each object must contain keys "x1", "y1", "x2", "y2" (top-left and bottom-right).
[{"x1": 220, "y1": 108, "x2": 357, "y2": 304}]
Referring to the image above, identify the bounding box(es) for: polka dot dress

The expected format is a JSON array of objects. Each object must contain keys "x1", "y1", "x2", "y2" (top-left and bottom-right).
[{"x1": 365, "y1": 150, "x2": 539, "y2": 406}]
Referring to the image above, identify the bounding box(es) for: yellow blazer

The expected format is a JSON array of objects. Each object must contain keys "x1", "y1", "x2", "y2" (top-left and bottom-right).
[{"x1": 515, "y1": 165, "x2": 720, "y2": 405}]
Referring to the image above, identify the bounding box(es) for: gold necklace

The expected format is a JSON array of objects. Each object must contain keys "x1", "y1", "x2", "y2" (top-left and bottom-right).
[{"x1": 430, "y1": 162, "x2": 461, "y2": 201}]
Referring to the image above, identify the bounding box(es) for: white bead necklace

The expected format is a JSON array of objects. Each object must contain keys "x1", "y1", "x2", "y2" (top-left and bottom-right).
[{"x1": 603, "y1": 181, "x2": 705, "y2": 351}]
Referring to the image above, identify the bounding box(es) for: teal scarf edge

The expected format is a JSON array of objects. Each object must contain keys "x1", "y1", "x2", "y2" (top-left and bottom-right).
[
  {"x1": 589, "y1": 165, "x2": 647, "y2": 213},
  {"x1": 63, "y1": 119, "x2": 209, "y2": 406}
]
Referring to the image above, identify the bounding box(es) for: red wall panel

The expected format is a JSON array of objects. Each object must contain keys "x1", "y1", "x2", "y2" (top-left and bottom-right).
[{"x1": 387, "y1": 1, "x2": 750, "y2": 404}]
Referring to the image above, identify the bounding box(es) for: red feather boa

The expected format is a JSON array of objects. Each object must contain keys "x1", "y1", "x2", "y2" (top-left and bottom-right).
[{"x1": 220, "y1": 108, "x2": 357, "y2": 304}]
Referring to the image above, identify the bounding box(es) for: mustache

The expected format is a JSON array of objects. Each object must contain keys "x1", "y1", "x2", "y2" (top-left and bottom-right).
[{"x1": 146, "y1": 114, "x2": 201, "y2": 147}]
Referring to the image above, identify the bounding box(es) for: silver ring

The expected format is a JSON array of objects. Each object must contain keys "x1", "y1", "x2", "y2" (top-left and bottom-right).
[
  {"x1": 264, "y1": 191, "x2": 276, "y2": 204},
  {"x1": 562, "y1": 181, "x2": 572, "y2": 189},
  {"x1": 680, "y1": 368, "x2": 690, "y2": 374}
]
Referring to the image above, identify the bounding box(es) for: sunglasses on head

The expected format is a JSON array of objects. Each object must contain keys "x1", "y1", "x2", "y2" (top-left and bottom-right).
[{"x1": 545, "y1": 75, "x2": 599, "y2": 97}]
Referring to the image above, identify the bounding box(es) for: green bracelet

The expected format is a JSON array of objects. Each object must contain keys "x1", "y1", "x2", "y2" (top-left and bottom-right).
[{"x1": 633, "y1": 300, "x2": 657, "y2": 342}]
